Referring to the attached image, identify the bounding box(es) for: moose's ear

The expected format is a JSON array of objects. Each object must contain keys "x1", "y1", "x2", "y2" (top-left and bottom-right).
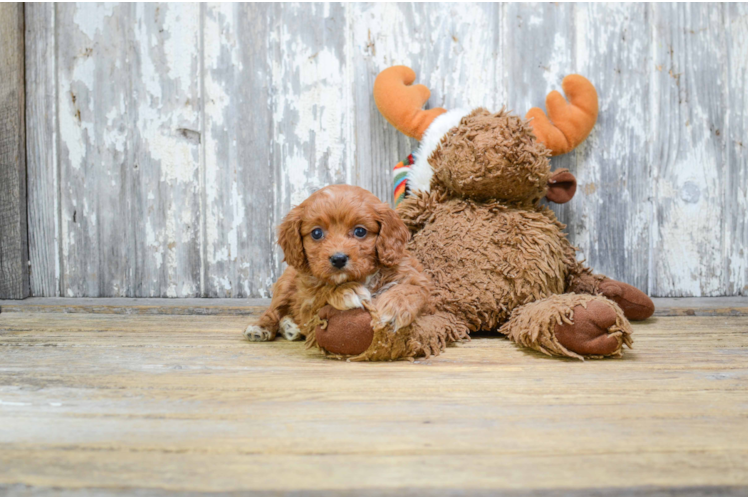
[{"x1": 545, "y1": 169, "x2": 577, "y2": 204}]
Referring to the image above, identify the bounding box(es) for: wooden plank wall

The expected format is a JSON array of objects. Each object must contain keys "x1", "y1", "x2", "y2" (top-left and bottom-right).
[
  {"x1": 23, "y1": 3, "x2": 748, "y2": 298},
  {"x1": 0, "y1": 3, "x2": 28, "y2": 299}
]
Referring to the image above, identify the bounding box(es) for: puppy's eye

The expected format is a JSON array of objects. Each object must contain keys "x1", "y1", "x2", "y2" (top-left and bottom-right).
[
  {"x1": 353, "y1": 227, "x2": 367, "y2": 238},
  {"x1": 310, "y1": 228, "x2": 324, "y2": 240}
]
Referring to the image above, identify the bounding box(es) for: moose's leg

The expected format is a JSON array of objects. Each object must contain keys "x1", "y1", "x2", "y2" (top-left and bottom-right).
[
  {"x1": 566, "y1": 261, "x2": 655, "y2": 321},
  {"x1": 348, "y1": 310, "x2": 470, "y2": 362},
  {"x1": 309, "y1": 309, "x2": 468, "y2": 362},
  {"x1": 500, "y1": 294, "x2": 633, "y2": 360},
  {"x1": 597, "y1": 279, "x2": 655, "y2": 321},
  {"x1": 309, "y1": 306, "x2": 375, "y2": 357}
]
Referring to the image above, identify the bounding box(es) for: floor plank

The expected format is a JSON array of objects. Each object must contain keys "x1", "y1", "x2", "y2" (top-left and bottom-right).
[
  {"x1": 2, "y1": 296, "x2": 748, "y2": 316},
  {"x1": 1, "y1": 312, "x2": 747, "y2": 495}
]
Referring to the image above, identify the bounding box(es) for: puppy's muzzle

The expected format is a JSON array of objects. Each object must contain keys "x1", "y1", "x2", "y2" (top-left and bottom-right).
[{"x1": 330, "y1": 253, "x2": 349, "y2": 269}]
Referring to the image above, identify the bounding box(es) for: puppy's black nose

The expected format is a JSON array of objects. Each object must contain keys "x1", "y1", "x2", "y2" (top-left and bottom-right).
[{"x1": 330, "y1": 253, "x2": 348, "y2": 269}]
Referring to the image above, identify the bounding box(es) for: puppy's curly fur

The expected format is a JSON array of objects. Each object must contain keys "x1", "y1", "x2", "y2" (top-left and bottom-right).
[{"x1": 245, "y1": 185, "x2": 433, "y2": 350}]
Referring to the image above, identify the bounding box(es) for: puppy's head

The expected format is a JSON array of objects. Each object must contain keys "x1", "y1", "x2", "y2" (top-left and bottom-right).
[{"x1": 278, "y1": 185, "x2": 409, "y2": 284}]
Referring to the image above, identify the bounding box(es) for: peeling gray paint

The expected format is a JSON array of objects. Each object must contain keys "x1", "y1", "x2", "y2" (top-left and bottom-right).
[{"x1": 25, "y1": 3, "x2": 748, "y2": 298}]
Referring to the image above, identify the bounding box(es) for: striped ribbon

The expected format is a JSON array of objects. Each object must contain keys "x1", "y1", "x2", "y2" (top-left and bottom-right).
[{"x1": 393, "y1": 152, "x2": 416, "y2": 208}]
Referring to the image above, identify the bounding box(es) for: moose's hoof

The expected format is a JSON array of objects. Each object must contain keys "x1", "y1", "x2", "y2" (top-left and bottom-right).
[
  {"x1": 316, "y1": 305, "x2": 374, "y2": 356},
  {"x1": 554, "y1": 299, "x2": 621, "y2": 356},
  {"x1": 599, "y1": 279, "x2": 655, "y2": 321}
]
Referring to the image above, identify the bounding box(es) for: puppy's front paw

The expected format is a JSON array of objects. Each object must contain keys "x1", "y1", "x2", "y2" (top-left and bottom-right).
[
  {"x1": 375, "y1": 299, "x2": 415, "y2": 332},
  {"x1": 279, "y1": 316, "x2": 302, "y2": 341},
  {"x1": 244, "y1": 324, "x2": 274, "y2": 342},
  {"x1": 376, "y1": 311, "x2": 413, "y2": 332}
]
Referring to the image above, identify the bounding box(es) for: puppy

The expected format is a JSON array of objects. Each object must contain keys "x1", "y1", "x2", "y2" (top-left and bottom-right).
[{"x1": 244, "y1": 185, "x2": 432, "y2": 349}]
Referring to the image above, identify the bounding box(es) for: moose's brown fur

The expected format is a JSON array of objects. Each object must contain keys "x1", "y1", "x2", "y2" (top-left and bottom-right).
[{"x1": 348, "y1": 69, "x2": 654, "y2": 361}]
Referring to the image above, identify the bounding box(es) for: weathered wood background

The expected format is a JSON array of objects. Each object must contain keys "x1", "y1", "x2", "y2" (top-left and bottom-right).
[
  {"x1": 0, "y1": 3, "x2": 28, "y2": 299},
  {"x1": 22, "y1": 2, "x2": 748, "y2": 298}
]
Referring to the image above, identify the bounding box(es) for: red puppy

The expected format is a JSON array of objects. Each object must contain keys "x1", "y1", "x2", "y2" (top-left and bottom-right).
[{"x1": 244, "y1": 185, "x2": 431, "y2": 353}]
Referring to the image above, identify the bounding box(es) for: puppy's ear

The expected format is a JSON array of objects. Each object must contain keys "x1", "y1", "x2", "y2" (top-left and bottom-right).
[
  {"x1": 375, "y1": 202, "x2": 410, "y2": 267},
  {"x1": 278, "y1": 205, "x2": 309, "y2": 271}
]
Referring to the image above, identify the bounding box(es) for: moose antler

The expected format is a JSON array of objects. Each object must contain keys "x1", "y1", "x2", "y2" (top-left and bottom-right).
[
  {"x1": 373, "y1": 66, "x2": 447, "y2": 141},
  {"x1": 526, "y1": 75, "x2": 598, "y2": 156}
]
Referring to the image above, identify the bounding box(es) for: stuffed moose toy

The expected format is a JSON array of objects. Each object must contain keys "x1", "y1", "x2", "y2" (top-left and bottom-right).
[{"x1": 310, "y1": 65, "x2": 655, "y2": 361}]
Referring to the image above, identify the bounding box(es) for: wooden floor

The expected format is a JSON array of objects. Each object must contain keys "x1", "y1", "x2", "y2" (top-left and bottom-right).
[{"x1": 1, "y1": 299, "x2": 748, "y2": 495}]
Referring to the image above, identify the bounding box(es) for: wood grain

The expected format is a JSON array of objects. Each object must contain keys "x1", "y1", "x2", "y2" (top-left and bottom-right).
[
  {"x1": 651, "y1": 4, "x2": 727, "y2": 297},
  {"x1": 22, "y1": 4, "x2": 748, "y2": 297},
  {"x1": 1, "y1": 311, "x2": 747, "y2": 494},
  {"x1": 725, "y1": 3, "x2": 748, "y2": 296},
  {"x1": 25, "y1": 3, "x2": 58, "y2": 298},
  {"x1": 53, "y1": 4, "x2": 203, "y2": 298},
  {"x1": 2, "y1": 297, "x2": 748, "y2": 317},
  {"x1": 0, "y1": 3, "x2": 28, "y2": 299},
  {"x1": 130, "y1": 3, "x2": 203, "y2": 298},
  {"x1": 571, "y1": 3, "x2": 652, "y2": 293},
  {"x1": 202, "y1": 4, "x2": 276, "y2": 298},
  {"x1": 55, "y1": 3, "x2": 131, "y2": 297}
]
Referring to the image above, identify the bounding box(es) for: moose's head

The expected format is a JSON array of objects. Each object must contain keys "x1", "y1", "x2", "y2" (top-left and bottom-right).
[{"x1": 374, "y1": 66, "x2": 598, "y2": 206}]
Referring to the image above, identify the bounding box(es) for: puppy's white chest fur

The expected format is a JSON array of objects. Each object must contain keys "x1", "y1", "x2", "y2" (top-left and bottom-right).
[{"x1": 326, "y1": 283, "x2": 372, "y2": 311}]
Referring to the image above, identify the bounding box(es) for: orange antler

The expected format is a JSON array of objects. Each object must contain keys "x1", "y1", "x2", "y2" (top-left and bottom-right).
[
  {"x1": 526, "y1": 75, "x2": 599, "y2": 156},
  {"x1": 373, "y1": 66, "x2": 446, "y2": 141}
]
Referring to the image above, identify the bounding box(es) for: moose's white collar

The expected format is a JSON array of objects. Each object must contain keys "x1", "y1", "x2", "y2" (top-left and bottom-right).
[{"x1": 408, "y1": 108, "x2": 471, "y2": 193}]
